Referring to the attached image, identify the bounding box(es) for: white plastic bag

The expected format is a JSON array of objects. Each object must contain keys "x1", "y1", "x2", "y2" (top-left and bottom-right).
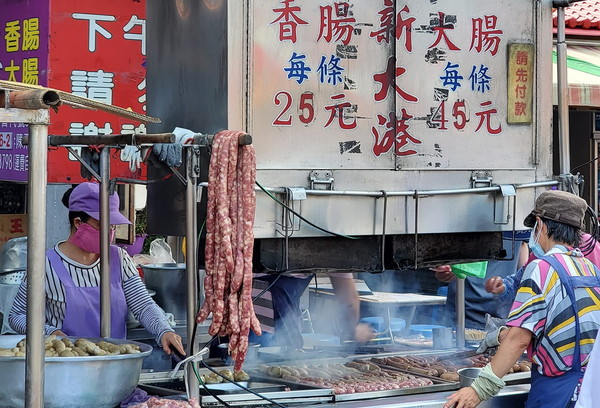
[
  {"x1": 132, "y1": 253, "x2": 156, "y2": 266},
  {"x1": 149, "y1": 238, "x2": 176, "y2": 264}
]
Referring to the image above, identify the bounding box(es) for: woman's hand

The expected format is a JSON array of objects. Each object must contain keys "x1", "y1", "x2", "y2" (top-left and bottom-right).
[
  {"x1": 51, "y1": 330, "x2": 67, "y2": 337},
  {"x1": 444, "y1": 387, "x2": 482, "y2": 408},
  {"x1": 160, "y1": 331, "x2": 186, "y2": 356},
  {"x1": 431, "y1": 265, "x2": 455, "y2": 283},
  {"x1": 485, "y1": 276, "x2": 505, "y2": 294},
  {"x1": 354, "y1": 323, "x2": 376, "y2": 343}
]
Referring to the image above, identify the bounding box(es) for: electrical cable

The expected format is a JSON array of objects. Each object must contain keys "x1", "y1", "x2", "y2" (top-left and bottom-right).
[
  {"x1": 185, "y1": 204, "x2": 229, "y2": 407},
  {"x1": 570, "y1": 155, "x2": 600, "y2": 174},
  {"x1": 199, "y1": 360, "x2": 287, "y2": 408},
  {"x1": 581, "y1": 205, "x2": 600, "y2": 256},
  {"x1": 260, "y1": 264, "x2": 366, "y2": 274},
  {"x1": 256, "y1": 180, "x2": 358, "y2": 240},
  {"x1": 191, "y1": 362, "x2": 232, "y2": 407}
]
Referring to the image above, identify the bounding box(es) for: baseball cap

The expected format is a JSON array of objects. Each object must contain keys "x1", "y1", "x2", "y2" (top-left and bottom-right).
[
  {"x1": 523, "y1": 190, "x2": 587, "y2": 229},
  {"x1": 68, "y1": 182, "x2": 131, "y2": 225}
]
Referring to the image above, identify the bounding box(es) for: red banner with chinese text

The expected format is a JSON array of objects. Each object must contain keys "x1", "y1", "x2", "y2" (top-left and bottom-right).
[{"x1": 47, "y1": 0, "x2": 147, "y2": 182}]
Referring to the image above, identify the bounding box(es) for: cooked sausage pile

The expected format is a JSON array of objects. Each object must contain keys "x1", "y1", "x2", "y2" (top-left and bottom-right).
[
  {"x1": 195, "y1": 130, "x2": 261, "y2": 371},
  {"x1": 200, "y1": 368, "x2": 250, "y2": 384},
  {"x1": 370, "y1": 354, "x2": 531, "y2": 382},
  {"x1": 257, "y1": 361, "x2": 433, "y2": 394},
  {"x1": 0, "y1": 335, "x2": 141, "y2": 357}
]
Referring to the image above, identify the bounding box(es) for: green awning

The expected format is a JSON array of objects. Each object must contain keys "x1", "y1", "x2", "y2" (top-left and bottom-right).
[{"x1": 553, "y1": 45, "x2": 600, "y2": 107}]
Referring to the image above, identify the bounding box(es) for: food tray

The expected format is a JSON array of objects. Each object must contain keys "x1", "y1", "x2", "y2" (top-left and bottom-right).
[
  {"x1": 246, "y1": 370, "x2": 334, "y2": 392},
  {"x1": 140, "y1": 379, "x2": 287, "y2": 395},
  {"x1": 247, "y1": 363, "x2": 458, "y2": 402},
  {"x1": 504, "y1": 371, "x2": 531, "y2": 384},
  {"x1": 371, "y1": 363, "x2": 458, "y2": 385},
  {"x1": 369, "y1": 352, "x2": 531, "y2": 387},
  {"x1": 248, "y1": 369, "x2": 459, "y2": 402},
  {"x1": 367, "y1": 352, "x2": 482, "y2": 386},
  {"x1": 332, "y1": 383, "x2": 457, "y2": 402}
]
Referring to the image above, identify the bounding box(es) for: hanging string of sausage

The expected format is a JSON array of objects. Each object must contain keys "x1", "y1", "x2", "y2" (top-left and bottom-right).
[{"x1": 196, "y1": 129, "x2": 261, "y2": 371}]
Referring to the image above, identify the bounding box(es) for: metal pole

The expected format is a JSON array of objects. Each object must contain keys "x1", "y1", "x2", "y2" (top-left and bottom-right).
[
  {"x1": 25, "y1": 123, "x2": 48, "y2": 408},
  {"x1": 556, "y1": 6, "x2": 571, "y2": 175},
  {"x1": 455, "y1": 278, "x2": 466, "y2": 349},
  {"x1": 100, "y1": 148, "x2": 112, "y2": 337},
  {"x1": 185, "y1": 147, "x2": 200, "y2": 400}
]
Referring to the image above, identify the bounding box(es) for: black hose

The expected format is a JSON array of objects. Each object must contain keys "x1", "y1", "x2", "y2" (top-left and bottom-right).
[
  {"x1": 200, "y1": 361, "x2": 287, "y2": 408},
  {"x1": 256, "y1": 181, "x2": 358, "y2": 240}
]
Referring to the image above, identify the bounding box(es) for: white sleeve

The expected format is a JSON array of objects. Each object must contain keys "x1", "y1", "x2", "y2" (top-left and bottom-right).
[{"x1": 576, "y1": 330, "x2": 600, "y2": 407}]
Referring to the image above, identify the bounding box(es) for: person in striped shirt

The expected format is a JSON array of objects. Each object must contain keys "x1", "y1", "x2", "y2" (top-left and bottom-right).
[
  {"x1": 485, "y1": 233, "x2": 600, "y2": 302},
  {"x1": 446, "y1": 190, "x2": 600, "y2": 408},
  {"x1": 8, "y1": 182, "x2": 185, "y2": 357}
]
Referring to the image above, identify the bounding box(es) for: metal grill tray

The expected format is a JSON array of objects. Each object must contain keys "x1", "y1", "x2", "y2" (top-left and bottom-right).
[
  {"x1": 370, "y1": 362, "x2": 458, "y2": 384},
  {"x1": 368, "y1": 352, "x2": 531, "y2": 386},
  {"x1": 140, "y1": 378, "x2": 288, "y2": 395},
  {"x1": 247, "y1": 364, "x2": 458, "y2": 403}
]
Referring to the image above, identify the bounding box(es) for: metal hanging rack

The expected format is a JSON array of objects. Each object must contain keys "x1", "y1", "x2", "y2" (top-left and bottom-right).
[
  {"x1": 26, "y1": 131, "x2": 253, "y2": 402},
  {"x1": 1, "y1": 82, "x2": 253, "y2": 407}
]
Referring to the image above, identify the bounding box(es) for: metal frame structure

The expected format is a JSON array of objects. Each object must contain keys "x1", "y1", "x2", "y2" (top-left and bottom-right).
[
  {"x1": 23, "y1": 125, "x2": 252, "y2": 404},
  {"x1": 0, "y1": 84, "x2": 214, "y2": 407},
  {"x1": 0, "y1": 104, "x2": 50, "y2": 408}
]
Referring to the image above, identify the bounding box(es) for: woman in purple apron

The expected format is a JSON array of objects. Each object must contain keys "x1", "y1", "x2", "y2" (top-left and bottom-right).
[
  {"x1": 46, "y1": 245, "x2": 128, "y2": 338},
  {"x1": 8, "y1": 182, "x2": 185, "y2": 357}
]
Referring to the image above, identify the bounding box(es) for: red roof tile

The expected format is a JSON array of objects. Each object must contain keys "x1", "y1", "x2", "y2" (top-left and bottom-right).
[{"x1": 554, "y1": 1, "x2": 600, "y2": 30}]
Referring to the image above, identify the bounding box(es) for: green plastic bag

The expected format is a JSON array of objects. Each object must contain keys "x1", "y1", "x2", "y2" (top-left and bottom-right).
[{"x1": 451, "y1": 261, "x2": 488, "y2": 279}]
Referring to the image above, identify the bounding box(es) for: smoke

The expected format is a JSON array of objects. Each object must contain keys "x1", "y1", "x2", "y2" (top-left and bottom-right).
[{"x1": 246, "y1": 268, "x2": 450, "y2": 365}]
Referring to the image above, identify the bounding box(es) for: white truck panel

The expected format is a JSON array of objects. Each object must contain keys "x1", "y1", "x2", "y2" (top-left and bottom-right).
[{"x1": 233, "y1": 0, "x2": 554, "y2": 239}]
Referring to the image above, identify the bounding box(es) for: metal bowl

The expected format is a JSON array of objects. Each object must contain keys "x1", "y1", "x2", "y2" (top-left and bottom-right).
[
  {"x1": 140, "y1": 263, "x2": 187, "y2": 324},
  {"x1": 0, "y1": 237, "x2": 27, "y2": 272},
  {"x1": 217, "y1": 342, "x2": 260, "y2": 363},
  {"x1": 0, "y1": 335, "x2": 151, "y2": 408},
  {"x1": 457, "y1": 367, "x2": 482, "y2": 388}
]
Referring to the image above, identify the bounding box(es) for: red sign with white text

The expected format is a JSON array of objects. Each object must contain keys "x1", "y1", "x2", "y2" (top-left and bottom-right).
[{"x1": 46, "y1": 0, "x2": 147, "y2": 183}]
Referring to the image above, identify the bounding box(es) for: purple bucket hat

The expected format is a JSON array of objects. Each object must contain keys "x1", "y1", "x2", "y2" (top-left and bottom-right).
[{"x1": 68, "y1": 182, "x2": 131, "y2": 225}]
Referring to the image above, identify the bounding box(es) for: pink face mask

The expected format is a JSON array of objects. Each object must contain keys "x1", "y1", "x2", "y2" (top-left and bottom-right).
[{"x1": 69, "y1": 222, "x2": 115, "y2": 254}]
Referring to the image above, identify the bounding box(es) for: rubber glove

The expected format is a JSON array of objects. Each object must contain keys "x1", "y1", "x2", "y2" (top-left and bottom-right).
[
  {"x1": 152, "y1": 127, "x2": 196, "y2": 167},
  {"x1": 120, "y1": 145, "x2": 142, "y2": 171},
  {"x1": 476, "y1": 326, "x2": 507, "y2": 354},
  {"x1": 156, "y1": 143, "x2": 182, "y2": 167},
  {"x1": 172, "y1": 126, "x2": 196, "y2": 145}
]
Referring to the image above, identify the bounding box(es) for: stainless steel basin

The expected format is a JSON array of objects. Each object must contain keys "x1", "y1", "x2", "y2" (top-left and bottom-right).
[
  {"x1": 140, "y1": 263, "x2": 187, "y2": 324},
  {"x1": 0, "y1": 335, "x2": 151, "y2": 408}
]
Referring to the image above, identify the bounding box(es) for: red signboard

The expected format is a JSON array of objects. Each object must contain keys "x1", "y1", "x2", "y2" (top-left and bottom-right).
[
  {"x1": 47, "y1": 0, "x2": 147, "y2": 182},
  {"x1": 0, "y1": 0, "x2": 148, "y2": 183},
  {"x1": 0, "y1": 214, "x2": 28, "y2": 250}
]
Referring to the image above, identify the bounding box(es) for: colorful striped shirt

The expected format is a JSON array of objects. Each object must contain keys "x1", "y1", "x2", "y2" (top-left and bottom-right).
[
  {"x1": 8, "y1": 242, "x2": 173, "y2": 344},
  {"x1": 507, "y1": 245, "x2": 600, "y2": 376}
]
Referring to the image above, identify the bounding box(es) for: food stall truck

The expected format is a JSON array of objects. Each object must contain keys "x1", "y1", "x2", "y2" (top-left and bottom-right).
[
  {"x1": 139, "y1": 0, "x2": 562, "y2": 406},
  {"x1": 0, "y1": 0, "x2": 586, "y2": 406}
]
